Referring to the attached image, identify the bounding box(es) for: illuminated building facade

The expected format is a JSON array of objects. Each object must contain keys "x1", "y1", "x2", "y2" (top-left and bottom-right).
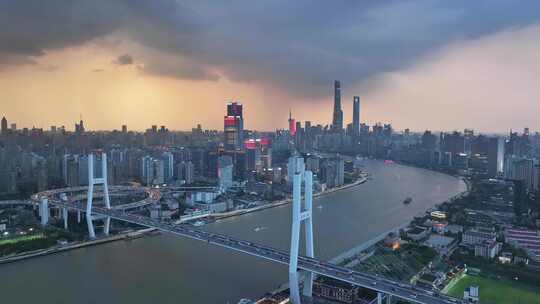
[{"x1": 224, "y1": 102, "x2": 244, "y2": 151}]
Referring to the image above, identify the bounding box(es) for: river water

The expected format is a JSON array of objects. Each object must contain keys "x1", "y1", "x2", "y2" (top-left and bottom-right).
[{"x1": 0, "y1": 160, "x2": 465, "y2": 304}]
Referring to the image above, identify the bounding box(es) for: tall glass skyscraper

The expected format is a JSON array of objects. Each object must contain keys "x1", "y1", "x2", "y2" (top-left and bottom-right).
[
  {"x1": 224, "y1": 101, "x2": 244, "y2": 151},
  {"x1": 332, "y1": 81, "x2": 343, "y2": 131},
  {"x1": 352, "y1": 96, "x2": 360, "y2": 136}
]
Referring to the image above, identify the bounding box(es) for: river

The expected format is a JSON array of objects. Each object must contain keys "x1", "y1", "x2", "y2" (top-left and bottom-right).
[{"x1": 0, "y1": 160, "x2": 465, "y2": 304}]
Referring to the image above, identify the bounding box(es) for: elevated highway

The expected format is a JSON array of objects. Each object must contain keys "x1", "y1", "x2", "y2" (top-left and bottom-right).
[{"x1": 33, "y1": 188, "x2": 466, "y2": 304}]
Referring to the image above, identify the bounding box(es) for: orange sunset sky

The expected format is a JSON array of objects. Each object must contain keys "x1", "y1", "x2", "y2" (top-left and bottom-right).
[{"x1": 2, "y1": 2, "x2": 540, "y2": 133}]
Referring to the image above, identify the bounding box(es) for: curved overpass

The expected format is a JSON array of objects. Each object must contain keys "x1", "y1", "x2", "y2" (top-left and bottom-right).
[{"x1": 33, "y1": 185, "x2": 160, "y2": 210}]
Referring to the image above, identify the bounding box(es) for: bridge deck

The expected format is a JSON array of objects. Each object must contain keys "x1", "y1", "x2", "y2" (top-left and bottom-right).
[{"x1": 37, "y1": 193, "x2": 464, "y2": 304}]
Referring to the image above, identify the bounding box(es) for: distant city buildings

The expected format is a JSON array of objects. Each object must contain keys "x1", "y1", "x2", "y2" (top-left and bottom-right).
[
  {"x1": 321, "y1": 156, "x2": 345, "y2": 188},
  {"x1": 288, "y1": 110, "x2": 296, "y2": 137},
  {"x1": 351, "y1": 96, "x2": 360, "y2": 137},
  {"x1": 287, "y1": 153, "x2": 305, "y2": 184},
  {"x1": 141, "y1": 155, "x2": 165, "y2": 185},
  {"x1": 1, "y1": 116, "x2": 8, "y2": 135},
  {"x1": 74, "y1": 118, "x2": 85, "y2": 134},
  {"x1": 2, "y1": 81, "x2": 540, "y2": 227},
  {"x1": 177, "y1": 161, "x2": 194, "y2": 184}
]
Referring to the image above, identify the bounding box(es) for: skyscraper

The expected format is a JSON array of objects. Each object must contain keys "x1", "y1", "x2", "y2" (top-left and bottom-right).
[
  {"x1": 224, "y1": 101, "x2": 244, "y2": 151},
  {"x1": 289, "y1": 109, "x2": 296, "y2": 136},
  {"x1": 487, "y1": 137, "x2": 505, "y2": 178},
  {"x1": 1, "y1": 116, "x2": 8, "y2": 134},
  {"x1": 352, "y1": 96, "x2": 360, "y2": 136},
  {"x1": 218, "y1": 155, "x2": 234, "y2": 190},
  {"x1": 162, "y1": 152, "x2": 174, "y2": 182},
  {"x1": 332, "y1": 81, "x2": 343, "y2": 131},
  {"x1": 75, "y1": 118, "x2": 85, "y2": 134}
]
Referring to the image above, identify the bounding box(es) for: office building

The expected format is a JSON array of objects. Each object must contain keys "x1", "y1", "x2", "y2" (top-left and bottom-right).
[
  {"x1": 289, "y1": 109, "x2": 296, "y2": 136},
  {"x1": 352, "y1": 96, "x2": 360, "y2": 137},
  {"x1": 487, "y1": 137, "x2": 505, "y2": 177},
  {"x1": 506, "y1": 157, "x2": 535, "y2": 191},
  {"x1": 287, "y1": 153, "x2": 305, "y2": 184},
  {"x1": 474, "y1": 241, "x2": 501, "y2": 259},
  {"x1": 75, "y1": 119, "x2": 85, "y2": 133},
  {"x1": 462, "y1": 228, "x2": 497, "y2": 246},
  {"x1": 1, "y1": 116, "x2": 7, "y2": 134},
  {"x1": 218, "y1": 155, "x2": 233, "y2": 190},
  {"x1": 322, "y1": 156, "x2": 345, "y2": 188},
  {"x1": 332, "y1": 80, "x2": 343, "y2": 131},
  {"x1": 224, "y1": 102, "x2": 244, "y2": 151}
]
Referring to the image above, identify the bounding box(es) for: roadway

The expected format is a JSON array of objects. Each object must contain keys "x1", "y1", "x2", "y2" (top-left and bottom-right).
[
  {"x1": 37, "y1": 192, "x2": 466, "y2": 304},
  {"x1": 33, "y1": 185, "x2": 158, "y2": 211}
]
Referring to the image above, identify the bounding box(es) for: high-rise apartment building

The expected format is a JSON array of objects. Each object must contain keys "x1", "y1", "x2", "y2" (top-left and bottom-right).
[
  {"x1": 177, "y1": 161, "x2": 194, "y2": 184},
  {"x1": 162, "y1": 152, "x2": 174, "y2": 182},
  {"x1": 218, "y1": 155, "x2": 234, "y2": 190},
  {"x1": 141, "y1": 156, "x2": 165, "y2": 185}
]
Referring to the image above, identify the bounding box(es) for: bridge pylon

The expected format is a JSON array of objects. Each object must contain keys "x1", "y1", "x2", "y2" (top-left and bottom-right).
[
  {"x1": 289, "y1": 169, "x2": 314, "y2": 304},
  {"x1": 39, "y1": 198, "x2": 49, "y2": 226},
  {"x1": 86, "y1": 152, "x2": 111, "y2": 239}
]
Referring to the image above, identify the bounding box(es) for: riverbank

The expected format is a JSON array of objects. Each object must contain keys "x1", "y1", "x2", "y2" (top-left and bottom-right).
[
  {"x1": 330, "y1": 172, "x2": 468, "y2": 266},
  {"x1": 0, "y1": 158, "x2": 467, "y2": 304},
  {"x1": 0, "y1": 176, "x2": 369, "y2": 265},
  {"x1": 0, "y1": 228, "x2": 157, "y2": 265},
  {"x1": 203, "y1": 175, "x2": 369, "y2": 223},
  {"x1": 257, "y1": 165, "x2": 468, "y2": 303}
]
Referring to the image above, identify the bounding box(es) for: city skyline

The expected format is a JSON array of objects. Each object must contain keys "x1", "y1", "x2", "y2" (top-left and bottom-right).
[
  {"x1": 2, "y1": 2, "x2": 540, "y2": 132},
  {"x1": 3, "y1": 3, "x2": 540, "y2": 304}
]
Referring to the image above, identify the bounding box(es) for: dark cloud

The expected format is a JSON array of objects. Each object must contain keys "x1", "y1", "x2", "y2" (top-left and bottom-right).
[
  {"x1": 140, "y1": 60, "x2": 219, "y2": 81},
  {"x1": 1, "y1": 0, "x2": 540, "y2": 96},
  {"x1": 113, "y1": 54, "x2": 134, "y2": 65}
]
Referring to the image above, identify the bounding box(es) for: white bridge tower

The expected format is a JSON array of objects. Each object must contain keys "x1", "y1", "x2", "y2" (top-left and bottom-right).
[
  {"x1": 86, "y1": 152, "x2": 111, "y2": 238},
  {"x1": 289, "y1": 169, "x2": 315, "y2": 304}
]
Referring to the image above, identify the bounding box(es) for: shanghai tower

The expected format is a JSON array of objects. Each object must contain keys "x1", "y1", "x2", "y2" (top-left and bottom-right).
[
  {"x1": 352, "y1": 96, "x2": 360, "y2": 136},
  {"x1": 332, "y1": 80, "x2": 343, "y2": 131}
]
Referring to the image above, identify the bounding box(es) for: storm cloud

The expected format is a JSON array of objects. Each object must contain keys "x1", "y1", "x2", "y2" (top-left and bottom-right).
[
  {"x1": 113, "y1": 54, "x2": 134, "y2": 65},
  {"x1": 1, "y1": 0, "x2": 540, "y2": 96}
]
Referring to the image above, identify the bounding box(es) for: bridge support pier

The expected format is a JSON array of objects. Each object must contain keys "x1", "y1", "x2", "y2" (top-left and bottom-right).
[
  {"x1": 63, "y1": 207, "x2": 68, "y2": 230},
  {"x1": 386, "y1": 294, "x2": 392, "y2": 304},
  {"x1": 40, "y1": 198, "x2": 49, "y2": 226},
  {"x1": 289, "y1": 169, "x2": 314, "y2": 304},
  {"x1": 377, "y1": 292, "x2": 383, "y2": 304},
  {"x1": 104, "y1": 217, "x2": 111, "y2": 236},
  {"x1": 302, "y1": 172, "x2": 314, "y2": 297},
  {"x1": 85, "y1": 153, "x2": 111, "y2": 239}
]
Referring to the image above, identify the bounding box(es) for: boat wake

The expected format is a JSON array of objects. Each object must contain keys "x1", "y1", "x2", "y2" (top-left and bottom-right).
[{"x1": 254, "y1": 226, "x2": 268, "y2": 232}]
